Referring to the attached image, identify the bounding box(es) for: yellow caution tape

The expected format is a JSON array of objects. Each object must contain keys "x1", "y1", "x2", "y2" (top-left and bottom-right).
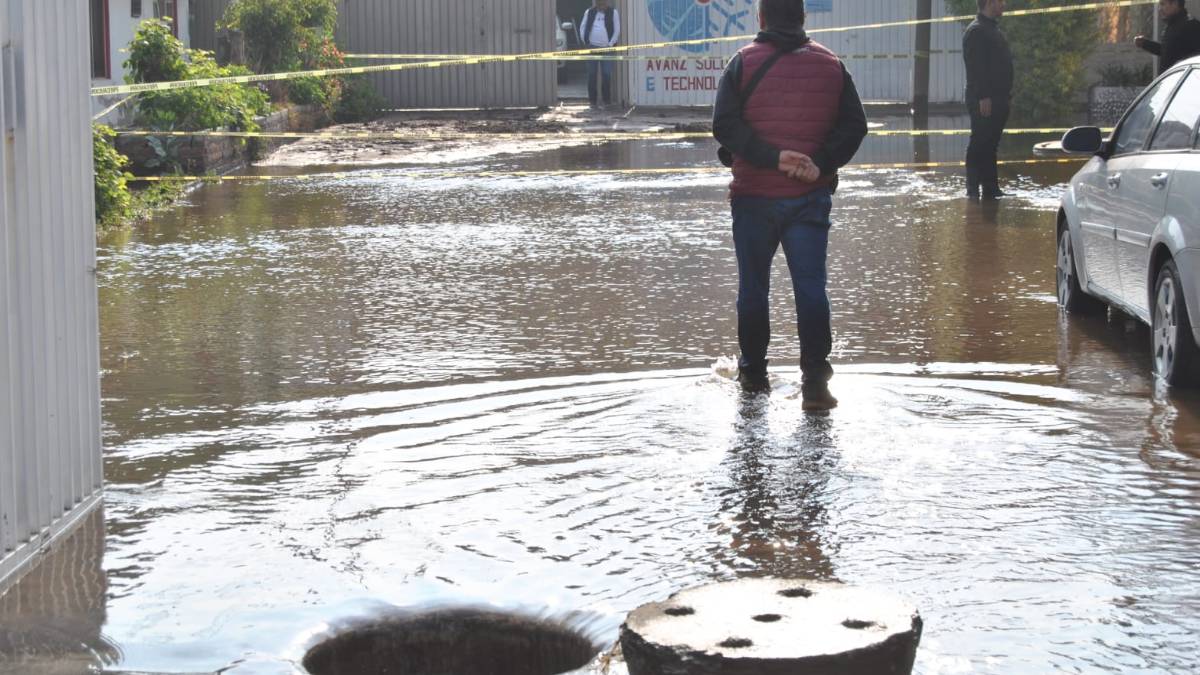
[
  {"x1": 343, "y1": 51, "x2": 962, "y2": 61},
  {"x1": 92, "y1": 95, "x2": 135, "y2": 121},
  {"x1": 91, "y1": 0, "x2": 1153, "y2": 97},
  {"x1": 114, "y1": 127, "x2": 1113, "y2": 141},
  {"x1": 347, "y1": 54, "x2": 664, "y2": 61},
  {"x1": 127, "y1": 157, "x2": 1085, "y2": 183}
]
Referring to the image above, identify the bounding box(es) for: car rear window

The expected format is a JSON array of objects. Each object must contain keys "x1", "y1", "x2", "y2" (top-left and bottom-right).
[
  {"x1": 1113, "y1": 70, "x2": 1184, "y2": 156},
  {"x1": 1150, "y1": 69, "x2": 1200, "y2": 151}
]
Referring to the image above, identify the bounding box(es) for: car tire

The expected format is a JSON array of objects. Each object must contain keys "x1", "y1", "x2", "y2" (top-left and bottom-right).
[
  {"x1": 1057, "y1": 227, "x2": 1105, "y2": 314},
  {"x1": 1152, "y1": 259, "x2": 1200, "y2": 387}
]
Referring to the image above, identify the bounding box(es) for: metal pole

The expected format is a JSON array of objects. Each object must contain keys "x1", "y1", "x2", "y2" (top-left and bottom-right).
[
  {"x1": 1153, "y1": 5, "x2": 1160, "y2": 73},
  {"x1": 912, "y1": 0, "x2": 932, "y2": 117},
  {"x1": 913, "y1": 0, "x2": 932, "y2": 163}
]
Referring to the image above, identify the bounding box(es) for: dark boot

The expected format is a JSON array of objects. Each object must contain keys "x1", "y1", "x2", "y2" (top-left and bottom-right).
[
  {"x1": 737, "y1": 368, "x2": 771, "y2": 394},
  {"x1": 801, "y1": 381, "x2": 838, "y2": 412},
  {"x1": 966, "y1": 166, "x2": 980, "y2": 200}
]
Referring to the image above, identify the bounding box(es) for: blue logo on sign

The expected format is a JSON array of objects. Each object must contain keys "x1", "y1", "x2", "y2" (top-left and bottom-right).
[{"x1": 647, "y1": 0, "x2": 756, "y2": 54}]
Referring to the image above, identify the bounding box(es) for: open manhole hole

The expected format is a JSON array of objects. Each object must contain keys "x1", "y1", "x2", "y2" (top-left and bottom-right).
[{"x1": 303, "y1": 608, "x2": 601, "y2": 675}]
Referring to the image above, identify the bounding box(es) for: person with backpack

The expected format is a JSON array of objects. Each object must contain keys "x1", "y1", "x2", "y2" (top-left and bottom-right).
[
  {"x1": 580, "y1": 0, "x2": 621, "y2": 109},
  {"x1": 712, "y1": 0, "x2": 867, "y2": 411}
]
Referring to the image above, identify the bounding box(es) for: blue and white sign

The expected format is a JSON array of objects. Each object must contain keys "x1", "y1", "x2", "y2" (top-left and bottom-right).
[
  {"x1": 647, "y1": 0, "x2": 756, "y2": 54},
  {"x1": 633, "y1": 0, "x2": 834, "y2": 106}
]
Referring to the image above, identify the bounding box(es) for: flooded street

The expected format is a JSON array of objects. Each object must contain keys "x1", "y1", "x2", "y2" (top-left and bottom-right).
[{"x1": 11, "y1": 128, "x2": 1200, "y2": 673}]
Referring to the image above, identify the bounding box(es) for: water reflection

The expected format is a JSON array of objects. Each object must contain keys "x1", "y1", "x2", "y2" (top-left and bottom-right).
[
  {"x1": 77, "y1": 135, "x2": 1200, "y2": 673},
  {"x1": 718, "y1": 395, "x2": 836, "y2": 579},
  {"x1": 0, "y1": 509, "x2": 115, "y2": 674}
]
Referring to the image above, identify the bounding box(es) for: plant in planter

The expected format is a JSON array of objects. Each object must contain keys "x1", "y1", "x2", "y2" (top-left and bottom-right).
[
  {"x1": 145, "y1": 132, "x2": 184, "y2": 174},
  {"x1": 222, "y1": 0, "x2": 383, "y2": 120},
  {"x1": 126, "y1": 20, "x2": 270, "y2": 133}
]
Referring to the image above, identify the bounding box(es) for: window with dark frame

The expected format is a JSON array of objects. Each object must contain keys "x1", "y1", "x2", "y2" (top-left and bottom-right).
[
  {"x1": 90, "y1": 0, "x2": 109, "y2": 79},
  {"x1": 132, "y1": 0, "x2": 142, "y2": 18}
]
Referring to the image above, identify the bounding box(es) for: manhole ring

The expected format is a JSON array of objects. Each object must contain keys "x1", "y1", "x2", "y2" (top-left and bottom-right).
[{"x1": 303, "y1": 608, "x2": 600, "y2": 675}]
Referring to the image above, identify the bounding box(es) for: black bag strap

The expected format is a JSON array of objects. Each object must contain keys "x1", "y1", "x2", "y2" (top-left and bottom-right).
[
  {"x1": 716, "y1": 45, "x2": 795, "y2": 168},
  {"x1": 739, "y1": 47, "x2": 790, "y2": 105}
]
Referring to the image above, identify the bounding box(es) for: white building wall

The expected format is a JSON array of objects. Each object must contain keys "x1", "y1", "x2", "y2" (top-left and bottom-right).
[
  {"x1": 92, "y1": 0, "x2": 191, "y2": 119},
  {"x1": 1, "y1": 0, "x2": 104, "y2": 593},
  {"x1": 627, "y1": 0, "x2": 967, "y2": 107}
]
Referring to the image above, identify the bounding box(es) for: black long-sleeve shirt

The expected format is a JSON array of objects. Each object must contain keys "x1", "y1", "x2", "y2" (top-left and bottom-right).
[
  {"x1": 962, "y1": 13, "x2": 1013, "y2": 101},
  {"x1": 1139, "y1": 10, "x2": 1200, "y2": 74},
  {"x1": 711, "y1": 31, "x2": 867, "y2": 177}
]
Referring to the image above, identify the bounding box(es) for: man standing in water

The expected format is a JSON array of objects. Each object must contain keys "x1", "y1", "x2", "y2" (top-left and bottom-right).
[
  {"x1": 713, "y1": 0, "x2": 867, "y2": 411},
  {"x1": 962, "y1": 0, "x2": 1013, "y2": 200},
  {"x1": 580, "y1": 0, "x2": 621, "y2": 110}
]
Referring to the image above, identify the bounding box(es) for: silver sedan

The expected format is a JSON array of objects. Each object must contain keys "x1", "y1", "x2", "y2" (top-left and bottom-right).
[{"x1": 1058, "y1": 55, "x2": 1200, "y2": 385}]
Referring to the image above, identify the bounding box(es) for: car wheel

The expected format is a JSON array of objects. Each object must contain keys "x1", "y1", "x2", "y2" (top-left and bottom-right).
[
  {"x1": 1057, "y1": 227, "x2": 1105, "y2": 314},
  {"x1": 1152, "y1": 259, "x2": 1200, "y2": 386}
]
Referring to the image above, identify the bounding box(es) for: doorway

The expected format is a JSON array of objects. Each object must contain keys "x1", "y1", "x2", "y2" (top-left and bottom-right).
[{"x1": 556, "y1": 0, "x2": 594, "y2": 99}]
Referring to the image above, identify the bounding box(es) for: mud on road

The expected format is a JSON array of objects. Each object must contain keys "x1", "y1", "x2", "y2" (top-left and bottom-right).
[{"x1": 259, "y1": 104, "x2": 714, "y2": 167}]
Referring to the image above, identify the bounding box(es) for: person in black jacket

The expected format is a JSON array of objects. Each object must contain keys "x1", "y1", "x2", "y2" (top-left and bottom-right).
[
  {"x1": 1136, "y1": 0, "x2": 1200, "y2": 74},
  {"x1": 962, "y1": 0, "x2": 1013, "y2": 201}
]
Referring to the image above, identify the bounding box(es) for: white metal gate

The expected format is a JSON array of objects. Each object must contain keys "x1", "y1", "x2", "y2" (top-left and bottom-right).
[{"x1": 0, "y1": 0, "x2": 103, "y2": 594}]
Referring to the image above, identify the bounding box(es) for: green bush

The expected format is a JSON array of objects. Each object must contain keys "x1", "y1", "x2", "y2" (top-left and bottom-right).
[
  {"x1": 221, "y1": 1, "x2": 383, "y2": 120},
  {"x1": 334, "y1": 76, "x2": 384, "y2": 122},
  {"x1": 125, "y1": 18, "x2": 188, "y2": 83},
  {"x1": 126, "y1": 20, "x2": 270, "y2": 131},
  {"x1": 945, "y1": 0, "x2": 1100, "y2": 124},
  {"x1": 287, "y1": 76, "x2": 331, "y2": 106},
  {"x1": 221, "y1": 0, "x2": 337, "y2": 75},
  {"x1": 93, "y1": 124, "x2": 133, "y2": 229}
]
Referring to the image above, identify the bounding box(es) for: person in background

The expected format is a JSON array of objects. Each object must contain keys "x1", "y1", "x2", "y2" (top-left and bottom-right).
[
  {"x1": 580, "y1": 0, "x2": 621, "y2": 110},
  {"x1": 712, "y1": 0, "x2": 867, "y2": 412},
  {"x1": 1136, "y1": 0, "x2": 1200, "y2": 74},
  {"x1": 962, "y1": 0, "x2": 1013, "y2": 202}
]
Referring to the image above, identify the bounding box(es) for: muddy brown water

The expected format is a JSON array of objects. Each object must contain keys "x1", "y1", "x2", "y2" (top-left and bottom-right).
[{"x1": 4, "y1": 130, "x2": 1200, "y2": 674}]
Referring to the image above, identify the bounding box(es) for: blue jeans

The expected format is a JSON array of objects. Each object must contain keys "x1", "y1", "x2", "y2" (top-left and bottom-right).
[
  {"x1": 731, "y1": 190, "x2": 834, "y2": 386},
  {"x1": 586, "y1": 59, "x2": 613, "y2": 105}
]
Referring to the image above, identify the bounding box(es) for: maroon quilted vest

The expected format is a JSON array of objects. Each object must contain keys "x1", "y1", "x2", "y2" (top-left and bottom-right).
[{"x1": 731, "y1": 39, "x2": 844, "y2": 199}]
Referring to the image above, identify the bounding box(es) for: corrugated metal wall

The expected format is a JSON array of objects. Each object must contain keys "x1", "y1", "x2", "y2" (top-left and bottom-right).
[
  {"x1": 190, "y1": 0, "x2": 557, "y2": 108},
  {"x1": 805, "y1": 1, "x2": 965, "y2": 104},
  {"x1": 0, "y1": 0, "x2": 104, "y2": 593},
  {"x1": 335, "y1": 0, "x2": 556, "y2": 109},
  {"x1": 189, "y1": 0, "x2": 233, "y2": 54}
]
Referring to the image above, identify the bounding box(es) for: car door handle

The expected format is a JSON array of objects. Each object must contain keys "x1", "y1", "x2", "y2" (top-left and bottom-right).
[
  {"x1": 1151, "y1": 172, "x2": 1169, "y2": 189},
  {"x1": 1107, "y1": 173, "x2": 1122, "y2": 188}
]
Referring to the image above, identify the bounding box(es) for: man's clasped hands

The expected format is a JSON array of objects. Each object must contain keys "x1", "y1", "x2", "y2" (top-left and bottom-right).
[{"x1": 778, "y1": 150, "x2": 821, "y2": 183}]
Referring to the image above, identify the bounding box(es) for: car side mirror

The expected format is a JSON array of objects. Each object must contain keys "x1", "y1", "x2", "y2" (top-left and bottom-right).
[{"x1": 1061, "y1": 126, "x2": 1104, "y2": 154}]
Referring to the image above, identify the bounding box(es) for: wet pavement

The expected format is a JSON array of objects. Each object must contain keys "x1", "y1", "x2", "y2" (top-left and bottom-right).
[{"x1": 4, "y1": 124, "x2": 1200, "y2": 674}]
